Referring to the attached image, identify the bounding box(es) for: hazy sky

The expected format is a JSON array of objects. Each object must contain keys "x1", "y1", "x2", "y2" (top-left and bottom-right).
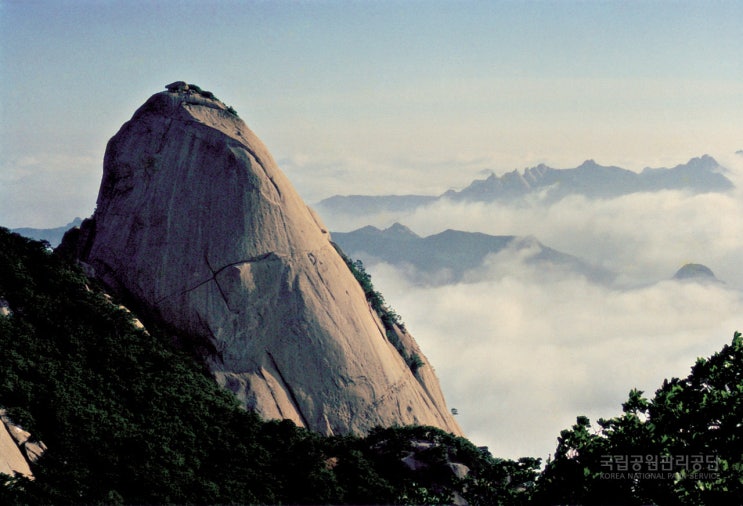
[{"x1": 1, "y1": 0, "x2": 742, "y2": 227}]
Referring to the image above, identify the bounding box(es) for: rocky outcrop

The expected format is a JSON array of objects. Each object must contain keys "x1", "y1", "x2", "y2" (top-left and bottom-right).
[
  {"x1": 0, "y1": 419, "x2": 31, "y2": 479},
  {"x1": 0, "y1": 409, "x2": 46, "y2": 479},
  {"x1": 64, "y1": 84, "x2": 462, "y2": 437},
  {"x1": 395, "y1": 437, "x2": 471, "y2": 505},
  {"x1": 0, "y1": 298, "x2": 10, "y2": 317}
]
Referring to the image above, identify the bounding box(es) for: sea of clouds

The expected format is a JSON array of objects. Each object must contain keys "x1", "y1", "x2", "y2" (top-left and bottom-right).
[{"x1": 316, "y1": 154, "x2": 743, "y2": 460}]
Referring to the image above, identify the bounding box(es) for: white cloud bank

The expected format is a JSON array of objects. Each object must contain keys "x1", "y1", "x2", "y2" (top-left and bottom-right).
[{"x1": 368, "y1": 257, "x2": 743, "y2": 461}]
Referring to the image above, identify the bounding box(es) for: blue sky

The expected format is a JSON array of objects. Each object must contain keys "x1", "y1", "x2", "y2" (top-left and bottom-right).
[{"x1": 1, "y1": 0, "x2": 742, "y2": 227}]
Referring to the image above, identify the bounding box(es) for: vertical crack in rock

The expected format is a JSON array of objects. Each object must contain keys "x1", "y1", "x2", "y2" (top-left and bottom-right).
[
  {"x1": 266, "y1": 351, "x2": 311, "y2": 429},
  {"x1": 204, "y1": 251, "x2": 231, "y2": 309}
]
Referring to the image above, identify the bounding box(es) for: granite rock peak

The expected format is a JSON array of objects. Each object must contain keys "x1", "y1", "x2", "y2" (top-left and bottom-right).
[{"x1": 64, "y1": 84, "x2": 462, "y2": 437}]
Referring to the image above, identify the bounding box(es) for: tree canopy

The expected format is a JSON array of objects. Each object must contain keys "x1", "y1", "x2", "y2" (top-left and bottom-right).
[{"x1": 535, "y1": 332, "x2": 743, "y2": 505}]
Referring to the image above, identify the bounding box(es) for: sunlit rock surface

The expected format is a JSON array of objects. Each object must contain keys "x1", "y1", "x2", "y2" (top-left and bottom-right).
[{"x1": 65, "y1": 84, "x2": 462, "y2": 437}]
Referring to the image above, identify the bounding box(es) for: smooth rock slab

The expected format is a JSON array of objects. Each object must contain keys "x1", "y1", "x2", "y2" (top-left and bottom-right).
[{"x1": 69, "y1": 86, "x2": 462, "y2": 437}]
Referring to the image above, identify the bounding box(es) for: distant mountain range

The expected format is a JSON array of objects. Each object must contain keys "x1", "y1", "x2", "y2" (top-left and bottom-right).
[
  {"x1": 11, "y1": 218, "x2": 82, "y2": 247},
  {"x1": 318, "y1": 155, "x2": 733, "y2": 217},
  {"x1": 332, "y1": 223, "x2": 615, "y2": 285}
]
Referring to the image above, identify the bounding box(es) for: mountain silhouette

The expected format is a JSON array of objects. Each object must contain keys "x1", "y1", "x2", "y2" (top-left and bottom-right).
[
  {"x1": 318, "y1": 155, "x2": 733, "y2": 217},
  {"x1": 332, "y1": 224, "x2": 614, "y2": 285}
]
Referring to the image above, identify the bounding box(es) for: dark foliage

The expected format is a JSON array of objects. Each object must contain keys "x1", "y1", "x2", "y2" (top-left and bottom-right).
[
  {"x1": 0, "y1": 228, "x2": 537, "y2": 504},
  {"x1": 186, "y1": 83, "x2": 203, "y2": 94},
  {"x1": 535, "y1": 332, "x2": 743, "y2": 505}
]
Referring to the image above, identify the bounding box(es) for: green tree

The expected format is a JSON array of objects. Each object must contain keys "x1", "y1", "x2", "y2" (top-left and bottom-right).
[{"x1": 536, "y1": 332, "x2": 743, "y2": 505}]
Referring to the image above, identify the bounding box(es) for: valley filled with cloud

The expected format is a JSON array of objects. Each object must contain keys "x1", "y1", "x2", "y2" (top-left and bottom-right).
[{"x1": 319, "y1": 155, "x2": 743, "y2": 460}]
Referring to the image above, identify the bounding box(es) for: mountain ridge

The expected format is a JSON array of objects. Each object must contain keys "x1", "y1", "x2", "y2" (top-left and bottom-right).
[
  {"x1": 332, "y1": 223, "x2": 614, "y2": 285},
  {"x1": 317, "y1": 155, "x2": 733, "y2": 217}
]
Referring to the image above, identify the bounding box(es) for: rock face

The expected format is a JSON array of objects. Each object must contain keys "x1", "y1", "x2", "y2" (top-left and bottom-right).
[
  {"x1": 0, "y1": 416, "x2": 32, "y2": 479},
  {"x1": 0, "y1": 409, "x2": 46, "y2": 479},
  {"x1": 66, "y1": 84, "x2": 462, "y2": 437}
]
